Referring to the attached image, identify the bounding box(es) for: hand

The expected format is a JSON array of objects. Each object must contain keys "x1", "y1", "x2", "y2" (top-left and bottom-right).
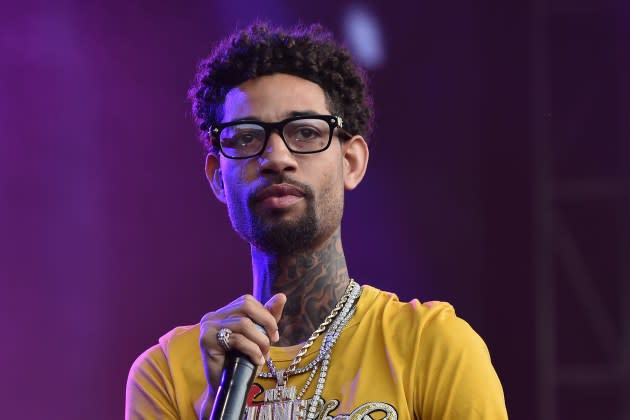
[{"x1": 198, "y1": 293, "x2": 287, "y2": 399}]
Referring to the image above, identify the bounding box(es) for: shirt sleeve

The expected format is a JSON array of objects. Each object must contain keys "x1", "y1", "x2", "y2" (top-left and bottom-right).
[
  {"x1": 416, "y1": 306, "x2": 508, "y2": 419},
  {"x1": 125, "y1": 344, "x2": 179, "y2": 420}
]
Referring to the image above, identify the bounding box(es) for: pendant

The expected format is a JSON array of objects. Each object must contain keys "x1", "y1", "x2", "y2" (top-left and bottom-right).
[
  {"x1": 262, "y1": 369, "x2": 296, "y2": 402},
  {"x1": 264, "y1": 384, "x2": 296, "y2": 402},
  {"x1": 244, "y1": 399, "x2": 308, "y2": 420},
  {"x1": 244, "y1": 370, "x2": 309, "y2": 419}
]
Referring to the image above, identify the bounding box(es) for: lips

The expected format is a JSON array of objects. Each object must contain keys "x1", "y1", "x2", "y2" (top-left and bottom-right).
[{"x1": 254, "y1": 183, "x2": 306, "y2": 209}]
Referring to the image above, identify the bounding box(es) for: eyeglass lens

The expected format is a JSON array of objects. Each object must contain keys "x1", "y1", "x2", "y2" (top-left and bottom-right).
[{"x1": 219, "y1": 118, "x2": 331, "y2": 157}]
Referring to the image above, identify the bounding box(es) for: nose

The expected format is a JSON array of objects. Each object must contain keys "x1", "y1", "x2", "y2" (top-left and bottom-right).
[{"x1": 257, "y1": 131, "x2": 297, "y2": 175}]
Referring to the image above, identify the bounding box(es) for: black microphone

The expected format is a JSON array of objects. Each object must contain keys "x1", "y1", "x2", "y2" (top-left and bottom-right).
[
  {"x1": 210, "y1": 325, "x2": 266, "y2": 420},
  {"x1": 209, "y1": 351, "x2": 257, "y2": 420}
]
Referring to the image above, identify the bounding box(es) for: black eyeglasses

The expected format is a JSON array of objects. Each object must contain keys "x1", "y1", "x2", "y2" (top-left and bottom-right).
[{"x1": 209, "y1": 115, "x2": 351, "y2": 159}]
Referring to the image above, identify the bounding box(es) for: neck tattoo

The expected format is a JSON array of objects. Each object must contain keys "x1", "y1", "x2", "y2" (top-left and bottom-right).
[{"x1": 254, "y1": 230, "x2": 351, "y2": 347}]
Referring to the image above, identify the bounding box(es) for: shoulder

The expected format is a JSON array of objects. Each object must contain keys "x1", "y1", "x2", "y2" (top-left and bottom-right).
[
  {"x1": 130, "y1": 324, "x2": 201, "y2": 373},
  {"x1": 358, "y1": 285, "x2": 506, "y2": 418},
  {"x1": 158, "y1": 324, "x2": 202, "y2": 358},
  {"x1": 356, "y1": 284, "x2": 459, "y2": 335},
  {"x1": 127, "y1": 324, "x2": 201, "y2": 388},
  {"x1": 357, "y1": 286, "x2": 489, "y2": 370},
  {"x1": 126, "y1": 324, "x2": 205, "y2": 418}
]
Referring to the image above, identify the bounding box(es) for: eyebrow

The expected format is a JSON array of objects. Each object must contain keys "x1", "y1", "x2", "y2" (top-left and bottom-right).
[{"x1": 229, "y1": 110, "x2": 323, "y2": 123}]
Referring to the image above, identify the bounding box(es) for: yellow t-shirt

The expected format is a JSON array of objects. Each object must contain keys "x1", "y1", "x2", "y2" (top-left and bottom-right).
[{"x1": 126, "y1": 285, "x2": 507, "y2": 419}]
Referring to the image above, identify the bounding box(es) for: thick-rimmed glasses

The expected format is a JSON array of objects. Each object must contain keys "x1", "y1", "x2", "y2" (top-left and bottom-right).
[{"x1": 209, "y1": 115, "x2": 350, "y2": 159}]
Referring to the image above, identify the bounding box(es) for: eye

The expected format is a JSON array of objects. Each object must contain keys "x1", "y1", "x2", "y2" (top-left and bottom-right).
[
  {"x1": 286, "y1": 121, "x2": 325, "y2": 142},
  {"x1": 221, "y1": 125, "x2": 264, "y2": 148},
  {"x1": 234, "y1": 132, "x2": 258, "y2": 145},
  {"x1": 295, "y1": 127, "x2": 320, "y2": 140}
]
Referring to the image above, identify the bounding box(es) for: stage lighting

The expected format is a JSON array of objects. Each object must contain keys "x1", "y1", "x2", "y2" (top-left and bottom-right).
[{"x1": 343, "y1": 4, "x2": 385, "y2": 69}]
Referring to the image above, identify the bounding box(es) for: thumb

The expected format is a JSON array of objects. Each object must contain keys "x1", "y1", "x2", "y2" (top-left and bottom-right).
[{"x1": 264, "y1": 293, "x2": 286, "y2": 342}]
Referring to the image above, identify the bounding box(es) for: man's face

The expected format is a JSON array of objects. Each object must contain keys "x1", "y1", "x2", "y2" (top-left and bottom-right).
[{"x1": 210, "y1": 73, "x2": 346, "y2": 255}]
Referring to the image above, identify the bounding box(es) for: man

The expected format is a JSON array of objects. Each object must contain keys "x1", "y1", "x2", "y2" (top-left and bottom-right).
[{"x1": 126, "y1": 22, "x2": 507, "y2": 419}]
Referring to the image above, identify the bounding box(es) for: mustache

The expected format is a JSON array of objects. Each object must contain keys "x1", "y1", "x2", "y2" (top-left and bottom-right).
[{"x1": 248, "y1": 176, "x2": 314, "y2": 205}]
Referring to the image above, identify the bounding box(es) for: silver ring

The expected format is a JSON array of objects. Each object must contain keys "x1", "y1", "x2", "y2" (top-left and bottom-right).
[{"x1": 217, "y1": 328, "x2": 232, "y2": 352}]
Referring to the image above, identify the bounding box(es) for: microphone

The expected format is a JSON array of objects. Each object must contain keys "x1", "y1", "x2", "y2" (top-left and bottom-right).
[{"x1": 210, "y1": 324, "x2": 266, "y2": 420}]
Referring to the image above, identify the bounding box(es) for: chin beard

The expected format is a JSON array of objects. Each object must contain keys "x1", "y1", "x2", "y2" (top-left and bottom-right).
[
  {"x1": 227, "y1": 177, "x2": 339, "y2": 255},
  {"x1": 247, "y1": 204, "x2": 319, "y2": 255}
]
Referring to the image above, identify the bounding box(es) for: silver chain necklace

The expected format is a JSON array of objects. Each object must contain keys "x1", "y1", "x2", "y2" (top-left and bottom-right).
[
  {"x1": 258, "y1": 280, "x2": 358, "y2": 379},
  {"x1": 244, "y1": 281, "x2": 361, "y2": 419}
]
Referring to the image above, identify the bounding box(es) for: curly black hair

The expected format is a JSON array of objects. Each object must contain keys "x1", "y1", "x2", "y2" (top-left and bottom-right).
[{"x1": 189, "y1": 21, "x2": 374, "y2": 153}]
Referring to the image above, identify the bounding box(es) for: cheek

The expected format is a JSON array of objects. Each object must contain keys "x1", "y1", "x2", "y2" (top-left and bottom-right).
[
  {"x1": 221, "y1": 164, "x2": 252, "y2": 205},
  {"x1": 314, "y1": 158, "x2": 345, "y2": 207},
  {"x1": 221, "y1": 158, "x2": 258, "y2": 185}
]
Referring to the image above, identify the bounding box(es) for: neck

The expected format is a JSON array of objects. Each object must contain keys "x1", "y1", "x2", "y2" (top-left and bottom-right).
[{"x1": 251, "y1": 228, "x2": 350, "y2": 346}]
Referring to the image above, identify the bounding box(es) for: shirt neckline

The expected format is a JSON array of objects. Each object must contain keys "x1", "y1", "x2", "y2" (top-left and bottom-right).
[{"x1": 268, "y1": 284, "x2": 379, "y2": 363}]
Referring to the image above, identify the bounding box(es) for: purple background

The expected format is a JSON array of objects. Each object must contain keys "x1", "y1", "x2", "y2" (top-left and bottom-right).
[{"x1": 1, "y1": 0, "x2": 628, "y2": 419}]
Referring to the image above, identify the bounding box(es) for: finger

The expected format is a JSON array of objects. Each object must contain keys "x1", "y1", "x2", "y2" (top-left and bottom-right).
[
  {"x1": 219, "y1": 331, "x2": 266, "y2": 366},
  {"x1": 220, "y1": 316, "x2": 272, "y2": 356},
  {"x1": 237, "y1": 295, "x2": 280, "y2": 344},
  {"x1": 199, "y1": 323, "x2": 267, "y2": 392},
  {"x1": 264, "y1": 293, "x2": 287, "y2": 342},
  {"x1": 210, "y1": 294, "x2": 262, "y2": 318}
]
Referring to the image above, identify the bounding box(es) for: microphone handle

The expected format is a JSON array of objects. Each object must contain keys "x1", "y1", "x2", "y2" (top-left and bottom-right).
[{"x1": 209, "y1": 351, "x2": 257, "y2": 420}]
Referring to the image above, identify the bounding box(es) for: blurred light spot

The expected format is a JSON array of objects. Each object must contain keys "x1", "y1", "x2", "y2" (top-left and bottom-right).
[{"x1": 343, "y1": 5, "x2": 385, "y2": 69}]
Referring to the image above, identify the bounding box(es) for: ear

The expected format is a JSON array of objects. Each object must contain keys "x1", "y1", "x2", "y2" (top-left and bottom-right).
[
  {"x1": 204, "y1": 153, "x2": 226, "y2": 203},
  {"x1": 341, "y1": 135, "x2": 369, "y2": 190}
]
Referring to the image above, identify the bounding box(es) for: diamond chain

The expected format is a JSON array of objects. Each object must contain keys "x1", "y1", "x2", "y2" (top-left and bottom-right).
[
  {"x1": 246, "y1": 283, "x2": 361, "y2": 419},
  {"x1": 260, "y1": 279, "x2": 357, "y2": 379}
]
